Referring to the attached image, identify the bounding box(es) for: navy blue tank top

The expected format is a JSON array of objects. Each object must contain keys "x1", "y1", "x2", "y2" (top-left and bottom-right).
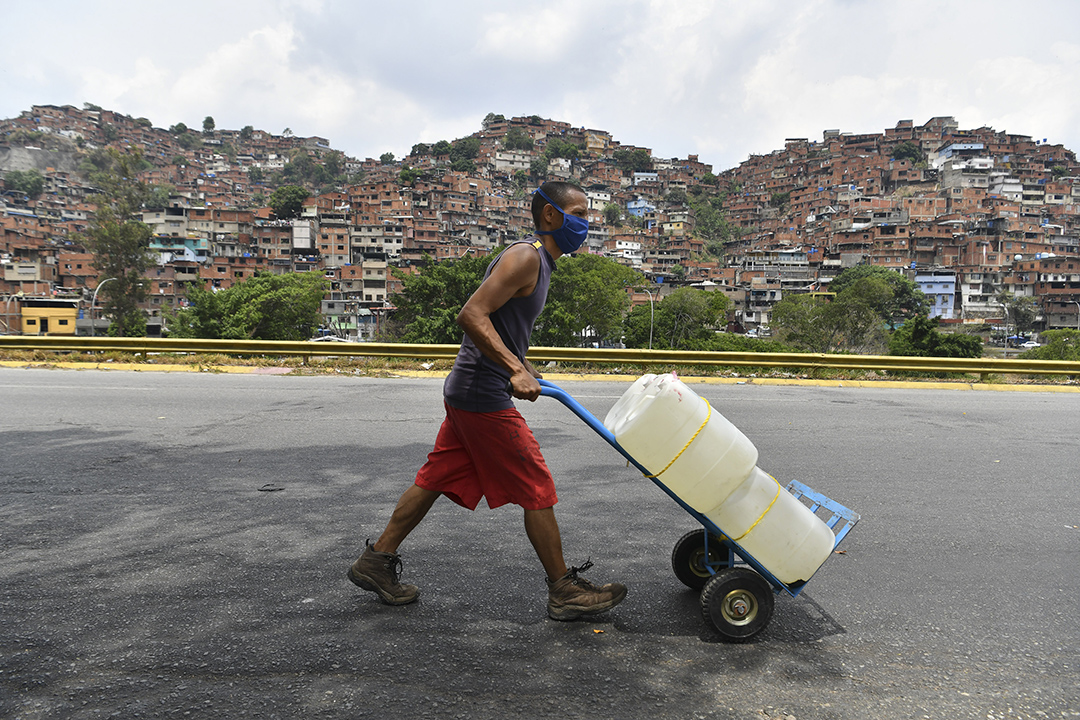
[{"x1": 443, "y1": 237, "x2": 555, "y2": 412}]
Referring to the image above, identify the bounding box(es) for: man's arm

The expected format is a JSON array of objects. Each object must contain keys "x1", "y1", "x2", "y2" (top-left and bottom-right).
[{"x1": 456, "y1": 244, "x2": 543, "y2": 401}]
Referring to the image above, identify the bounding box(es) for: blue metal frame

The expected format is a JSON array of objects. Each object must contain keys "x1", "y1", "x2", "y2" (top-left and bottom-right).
[{"x1": 538, "y1": 379, "x2": 860, "y2": 598}]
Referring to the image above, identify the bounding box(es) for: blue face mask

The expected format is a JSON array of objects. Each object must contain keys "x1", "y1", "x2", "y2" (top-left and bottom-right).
[{"x1": 535, "y1": 188, "x2": 589, "y2": 254}]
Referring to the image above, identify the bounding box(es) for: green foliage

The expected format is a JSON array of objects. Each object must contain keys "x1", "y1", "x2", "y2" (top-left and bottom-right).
[
  {"x1": 268, "y1": 185, "x2": 310, "y2": 219},
  {"x1": 385, "y1": 253, "x2": 494, "y2": 343},
  {"x1": 169, "y1": 122, "x2": 189, "y2": 135},
  {"x1": 282, "y1": 150, "x2": 331, "y2": 187},
  {"x1": 996, "y1": 290, "x2": 1038, "y2": 334},
  {"x1": 530, "y1": 156, "x2": 549, "y2": 179},
  {"x1": 482, "y1": 113, "x2": 505, "y2": 128},
  {"x1": 701, "y1": 172, "x2": 719, "y2": 186},
  {"x1": 1020, "y1": 329, "x2": 1080, "y2": 361},
  {"x1": 380, "y1": 152, "x2": 395, "y2": 165},
  {"x1": 240, "y1": 125, "x2": 254, "y2": 141},
  {"x1": 503, "y1": 127, "x2": 534, "y2": 152},
  {"x1": 770, "y1": 191, "x2": 790, "y2": 213},
  {"x1": 771, "y1": 283, "x2": 889, "y2": 353},
  {"x1": 83, "y1": 149, "x2": 155, "y2": 337},
  {"x1": 432, "y1": 140, "x2": 452, "y2": 156},
  {"x1": 146, "y1": 184, "x2": 173, "y2": 209},
  {"x1": 203, "y1": 116, "x2": 215, "y2": 133},
  {"x1": 451, "y1": 158, "x2": 476, "y2": 173},
  {"x1": 665, "y1": 188, "x2": 688, "y2": 206},
  {"x1": 168, "y1": 272, "x2": 328, "y2": 341},
  {"x1": 543, "y1": 138, "x2": 580, "y2": 161},
  {"x1": 687, "y1": 191, "x2": 737, "y2": 257},
  {"x1": 829, "y1": 265, "x2": 927, "y2": 328},
  {"x1": 888, "y1": 315, "x2": 982, "y2": 358},
  {"x1": 450, "y1": 137, "x2": 481, "y2": 163},
  {"x1": 247, "y1": 166, "x2": 265, "y2": 183},
  {"x1": 410, "y1": 143, "x2": 431, "y2": 157},
  {"x1": 623, "y1": 287, "x2": 729, "y2": 350},
  {"x1": 399, "y1": 166, "x2": 421, "y2": 185},
  {"x1": 534, "y1": 254, "x2": 644, "y2": 347},
  {"x1": 177, "y1": 132, "x2": 201, "y2": 151},
  {"x1": 4, "y1": 169, "x2": 45, "y2": 198},
  {"x1": 135, "y1": 117, "x2": 152, "y2": 128},
  {"x1": 602, "y1": 202, "x2": 621, "y2": 225},
  {"x1": 892, "y1": 141, "x2": 925, "y2": 164},
  {"x1": 613, "y1": 148, "x2": 653, "y2": 174}
]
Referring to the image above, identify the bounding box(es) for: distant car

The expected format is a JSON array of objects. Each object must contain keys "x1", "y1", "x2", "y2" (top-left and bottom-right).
[{"x1": 1019, "y1": 341, "x2": 1040, "y2": 349}]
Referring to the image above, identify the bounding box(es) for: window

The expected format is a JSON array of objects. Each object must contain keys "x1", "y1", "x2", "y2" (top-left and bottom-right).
[{"x1": 59, "y1": 319, "x2": 69, "y2": 325}]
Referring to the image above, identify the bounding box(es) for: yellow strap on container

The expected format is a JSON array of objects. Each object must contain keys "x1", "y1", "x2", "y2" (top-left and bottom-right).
[
  {"x1": 645, "y1": 399, "x2": 711, "y2": 478},
  {"x1": 732, "y1": 473, "x2": 783, "y2": 541}
]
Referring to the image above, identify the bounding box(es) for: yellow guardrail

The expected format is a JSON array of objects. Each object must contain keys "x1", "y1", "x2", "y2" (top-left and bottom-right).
[{"x1": 2, "y1": 335, "x2": 1079, "y2": 377}]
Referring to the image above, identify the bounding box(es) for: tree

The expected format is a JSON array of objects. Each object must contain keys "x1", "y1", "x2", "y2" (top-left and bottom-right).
[
  {"x1": 771, "y1": 284, "x2": 888, "y2": 354},
  {"x1": 82, "y1": 149, "x2": 155, "y2": 337},
  {"x1": 602, "y1": 202, "x2": 621, "y2": 226},
  {"x1": 146, "y1": 184, "x2": 173, "y2": 209},
  {"x1": 268, "y1": 185, "x2": 310, "y2": 219},
  {"x1": 613, "y1": 148, "x2": 653, "y2": 174},
  {"x1": 410, "y1": 142, "x2": 431, "y2": 157},
  {"x1": 385, "y1": 254, "x2": 493, "y2": 343},
  {"x1": 482, "y1": 113, "x2": 505, "y2": 129},
  {"x1": 892, "y1": 141, "x2": 925, "y2": 164},
  {"x1": 203, "y1": 116, "x2": 215, "y2": 134},
  {"x1": 665, "y1": 189, "x2": 688, "y2": 206},
  {"x1": 169, "y1": 122, "x2": 189, "y2": 135},
  {"x1": 3, "y1": 169, "x2": 45, "y2": 198},
  {"x1": 530, "y1": 157, "x2": 549, "y2": 180},
  {"x1": 543, "y1": 138, "x2": 580, "y2": 161},
  {"x1": 888, "y1": 314, "x2": 982, "y2": 358},
  {"x1": 533, "y1": 254, "x2": 643, "y2": 346},
  {"x1": 247, "y1": 166, "x2": 265, "y2": 184},
  {"x1": 380, "y1": 152, "x2": 396, "y2": 165},
  {"x1": 240, "y1": 125, "x2": 254, "y2": 141},
  {"x1": 996, "y1": 290, "x2": 1038, "y2": 336},
  {"x1": 450, "y1": 137, "x2": 481, "y2": 163},
  {"x1": 503, "y1": 127, "x2": 533, "y2": 152},
  {"x1": 1021, "y1": 329, "x2": 1080, "y2": 361},
  {"x1": 624, "y1": 287, "x2": 728, "y2": 350},
  {"x1": 432, "y1": 140, "x2": 452, "y2": 156},
  {"x1": 829, "y1": 265, "x2": 927, "y2": 328},
  {"x1": 168, "y1": 272, "x2": 328, "y2": 341}
]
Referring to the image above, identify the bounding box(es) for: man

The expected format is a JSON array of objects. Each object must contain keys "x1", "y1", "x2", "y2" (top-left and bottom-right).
[{"x1": 348, "y1": 181, "x2": 626, "y2": 621}]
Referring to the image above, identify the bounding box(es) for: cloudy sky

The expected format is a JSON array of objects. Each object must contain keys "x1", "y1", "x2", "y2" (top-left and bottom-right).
[{"x1": 4, "y1": 0, "x2": 1080, "y2": 172}]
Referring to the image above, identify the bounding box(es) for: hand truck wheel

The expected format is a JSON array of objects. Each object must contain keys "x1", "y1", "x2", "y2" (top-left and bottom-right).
[
  {"x1": 700, "y1": 567, "x2": 774, "y2": 642},
  {"x1": 671, "y1": 529, "x2": 729, "y2": 590}
]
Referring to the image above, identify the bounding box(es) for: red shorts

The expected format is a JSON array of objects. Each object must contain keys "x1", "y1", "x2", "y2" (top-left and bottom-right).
[{"x1": 414, "y1": 403, "x2": 558, "y2": 511}]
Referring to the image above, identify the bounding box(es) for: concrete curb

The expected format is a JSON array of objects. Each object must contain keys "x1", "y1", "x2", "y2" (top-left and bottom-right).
[{"x1": 4, "y1": 359, "x2": 1079, "y2": 393}]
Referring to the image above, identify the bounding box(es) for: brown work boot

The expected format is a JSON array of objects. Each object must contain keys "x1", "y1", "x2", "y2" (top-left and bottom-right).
[
  {"x1": 546, "y1": 561, "x2": 627, "y2": 621},
  {"x1": 347, "y1": 541, "x2": 419, "y2": 606}
]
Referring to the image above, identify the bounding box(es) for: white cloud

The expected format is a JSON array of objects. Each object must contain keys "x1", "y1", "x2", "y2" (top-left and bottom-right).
[{"x1": 4, "y1": 0, "x2": 1080, "y2": 170}]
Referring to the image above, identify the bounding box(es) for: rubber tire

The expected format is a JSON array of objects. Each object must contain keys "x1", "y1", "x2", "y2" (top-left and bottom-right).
[
  {"x1": 671, "y1": 529, "x2": 729, "y2": 590},
  {"x1": 700, "y1": 567, "x2": 774, "y2": 642}
]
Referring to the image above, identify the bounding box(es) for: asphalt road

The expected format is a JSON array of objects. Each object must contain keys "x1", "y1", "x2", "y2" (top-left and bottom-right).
[{"x1": 1, "y1": 367, "x2": 1078, "y2": 719}]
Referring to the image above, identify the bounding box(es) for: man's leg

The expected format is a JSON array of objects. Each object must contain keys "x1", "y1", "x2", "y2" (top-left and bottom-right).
[
  {"x1": 524, "y1": 506, "x2": 568, "y2": 582},
  {"x1": 348, "y1": 483, "x2": 439, "y2": 605},
  {"x1": 527, "y1": 505, "x2": 628, "y2": 621},
  {"x1": 373, "y1": 483, "x2": 441, "y2": 554}
]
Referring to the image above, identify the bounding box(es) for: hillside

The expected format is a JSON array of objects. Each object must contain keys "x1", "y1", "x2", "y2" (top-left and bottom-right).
[{"x1": 2, "y1": 103, "x2": 1079, "y2": 337}]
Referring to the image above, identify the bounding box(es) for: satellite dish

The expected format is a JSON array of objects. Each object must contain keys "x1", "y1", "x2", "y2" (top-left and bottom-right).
[{"x1": 1014, "y1": 254, "x2": 1022, "y2": 261}]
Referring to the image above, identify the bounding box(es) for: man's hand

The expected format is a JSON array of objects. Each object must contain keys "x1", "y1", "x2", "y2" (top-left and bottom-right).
[{"x1": 508, "y1": 367, "x2": 542, "y2": 402}]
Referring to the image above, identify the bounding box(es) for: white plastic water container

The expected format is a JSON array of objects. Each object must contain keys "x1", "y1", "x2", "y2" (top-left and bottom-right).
[{"x1": 603, "y1": 373, "x2": 835, "y2": 584}]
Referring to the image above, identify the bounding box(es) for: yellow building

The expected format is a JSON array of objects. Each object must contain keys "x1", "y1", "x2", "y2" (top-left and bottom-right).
[{"x1": 19, "y1": 298, "x2": 80, "y2": 335}]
